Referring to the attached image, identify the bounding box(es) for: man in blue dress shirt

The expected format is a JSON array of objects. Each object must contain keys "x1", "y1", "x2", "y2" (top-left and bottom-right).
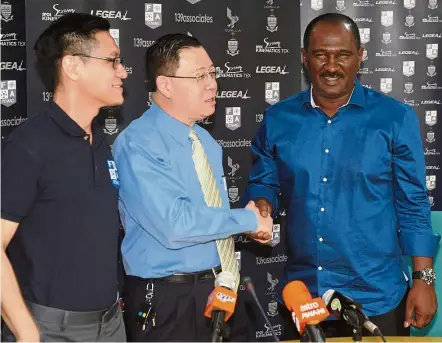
[
  {"x1": 245, "y1": 13, "x2": 440, "y2": 338},
  {"x1": 113, "y1": 33, "x2": 273, "y2": 341}
]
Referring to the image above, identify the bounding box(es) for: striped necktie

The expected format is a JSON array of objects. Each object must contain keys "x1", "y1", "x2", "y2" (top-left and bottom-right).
[{"x1": 189, "y1": 129, "x2": 240, "y2": 290}]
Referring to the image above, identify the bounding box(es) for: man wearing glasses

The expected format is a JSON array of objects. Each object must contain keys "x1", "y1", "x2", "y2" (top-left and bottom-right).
[
  {"x1": 1, "y1": 13, "x2": 127, "y2": 342},
  {"x1": 113, "y1": 33, "x2": 273, "y2": 341}
]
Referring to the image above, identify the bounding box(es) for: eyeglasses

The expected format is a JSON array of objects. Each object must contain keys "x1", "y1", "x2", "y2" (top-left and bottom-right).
[
  {"x1": 163, "y1": 69, "x2": 219, "y2": 83},
  {"x1": 72, "y1": 54, "x2": 124, "y2": 69}
]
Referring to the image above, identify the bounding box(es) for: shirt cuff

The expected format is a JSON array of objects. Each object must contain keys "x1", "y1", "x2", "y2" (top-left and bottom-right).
[
  {"x1": 244, "y1": 184, "x2": 279, "y2": 218},
  {"x1": 399, "y1": 230, "x2": 441, "y2": 257},
  {"x1": 1, "y1": 211, "x2": 21, "y2": 223},
  {"x1": 230, "y1": 208, "x2": 259, "y2": 234}
]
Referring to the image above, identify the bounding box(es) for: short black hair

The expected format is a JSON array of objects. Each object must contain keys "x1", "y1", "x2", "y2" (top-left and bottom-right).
[
  {"x1": 34, "y1": 13, "x2": 110, "y2": 91},
  {"x1": 145, "y1": 33, "x2": 203, "y2": 91},
  {"x1": 303, "y1": 13, "x2": 360, "y2": 51}
]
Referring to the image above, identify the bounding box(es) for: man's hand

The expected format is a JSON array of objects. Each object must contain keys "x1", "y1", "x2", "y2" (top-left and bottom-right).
[
  {"x1": 245, "y1": 200, "x2": 273, "y2": 244},
  {"x1": 255, "y1": 198, "x2": 272, "y2": 218},
  {"x1": 404, "y1": 280, "x2": 438, "y2": 329}
]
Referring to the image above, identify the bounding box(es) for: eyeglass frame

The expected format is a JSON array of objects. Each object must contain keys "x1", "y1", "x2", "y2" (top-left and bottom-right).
[
  {"x1": 72, "y1": 53, "x2": 124, "y2": 69},
  {"x1": 161, "y1": 68, "x2": 219, "y2": 83}
]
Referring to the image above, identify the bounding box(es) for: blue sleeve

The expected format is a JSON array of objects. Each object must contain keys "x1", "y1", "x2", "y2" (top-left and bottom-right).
[
  {"x1": 113, "y1": 134, "x2": 258, "y2": 250},
  {"x1": 244, "y1": 110, "x2": 280, "y2": 217},
  {"x1": 393, "y1": 109, "x2": 440, "y2": 257}
]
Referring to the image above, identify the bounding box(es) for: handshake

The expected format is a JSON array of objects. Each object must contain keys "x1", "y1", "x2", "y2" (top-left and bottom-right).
[{"x1": 245, "y1": 198, "x2": 273, "y2": 244}]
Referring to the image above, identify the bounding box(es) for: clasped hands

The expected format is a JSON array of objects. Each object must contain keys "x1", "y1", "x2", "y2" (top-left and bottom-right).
[{"x1": 245, "y1": 199, "x2": 273, "y2": 244}]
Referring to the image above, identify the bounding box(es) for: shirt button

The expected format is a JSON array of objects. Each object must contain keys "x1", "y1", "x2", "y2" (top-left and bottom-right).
[
  {"x1": 319, "y1": 237, "x2": 324, "y2": 242},
  {"x1": 320, "y1": 207, "x2": 325, "y2": 212},
  {"x1": 327, "y1": 120, "x2": 332, "y2": 124},
  {"x1": 83, "y1": 135, "x2": 89, "y2": 140},
  {"x1": 318, "y1": 266, "x2": 323, "y2": 271},
  {"x1": 325, "y1": 148, "x2": 330, "y2": 154},
  {"x1": 322, "y1": 177, "x2": 328, "y2": 182}
]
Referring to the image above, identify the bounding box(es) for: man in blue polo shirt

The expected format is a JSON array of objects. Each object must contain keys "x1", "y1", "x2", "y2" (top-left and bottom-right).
[{"x1": 245, "y1": 13, "x2": 440, "y2": 338}]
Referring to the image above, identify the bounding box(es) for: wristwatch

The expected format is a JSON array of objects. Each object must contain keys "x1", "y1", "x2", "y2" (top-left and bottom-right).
[{"x1": 412, "y1": 268, "x2": 436, "y2": 285}]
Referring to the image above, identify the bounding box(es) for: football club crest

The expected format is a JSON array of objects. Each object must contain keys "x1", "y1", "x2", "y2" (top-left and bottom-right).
[
  {"x1": 381, "y1": 11, "x2": 393, "y2": 27},
  {"x1": 382, "y1": 32, "x2": 391, "y2": 44},
  {"x1": 426, "y1": 131, "x2": 435, "y2": 143},
  {"x1": 311, "y1": 0, "x2": 323, "y2": 11},
  {"x1": 267, "y1": 12, "x2": 278, "y2": 32},
  {"x1": 1, "y1": 1, "x2": 13, "y2": 22},
  {"x1": 265, "y1": 82, "x2": 280, "y2": 105},
  {"x1": 425, "y1": 110, "x2": 437, "y2": 126},
  {"x1": 426, "y1": 175, "x2": 436, "y2": 191},
  {"x1": 225, "y1": 107, "x2": 241, "y2": 131},
  {"x1": 380, "y1": 78, "x2": 392, "y2": 94},
  {"x1": 227, "y1": 37, "x2": 239, "y2": 56},
  {"x1": 336, "y1": 0, "x2": 346, "y2": 11},
  {"x1": 405, "y1": 14, "x2": 414, "y2": 27},
  {"x1": 104, "y1": 116, "x2": 118, "y2": 135},
  {"x1": 403, "y1": 61, "x2": 415, "y2": 77},
  {"x1": 404, "y1": 0, "x2": 416, "y2": 9},
  {"x1": 359, "y1": 28, "x2": 371, "y2": 44},
  {"x1": 429, "y1": 0, "x2": 438, "y2": 9},
  {"x1": 270, "y1": 224, "x2": 280, "y2": 247},
  {"x1": 0, "y1": 80, "x2": 16, "y2": 107},
  {"x1": 145, "y1": 3, "x2": 162, "y2": 29},
  {"x1": 426, "y1": 44, "x2": 438, "y2": 60},
  {"x1": 362, "y1": 49, "x2": 368, "y2": 61},
  {"x1": 186, "y1": 0, "x2": 202, "y2": 3},
  {"x1": 427, "y1": 65, "x2": 436, "y2": 77},
  {"x1": 267, "y1": 300, "x2": 279, "y2": 317},
  {"x1": 404, "y1": 82, "x2": 414, "y2": 93},
  {"x1": 228, "y1": 184, "x2": 239, "y2": 203}
]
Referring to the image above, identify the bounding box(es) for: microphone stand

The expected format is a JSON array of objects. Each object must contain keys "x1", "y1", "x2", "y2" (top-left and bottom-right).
[
  {"x1": 351, "y1": 327, "x2": 362, "y2": 343},
  {"x1": 300, "y1": 324, "x2": 326, "y2": 343},
  {"x1": 211, "y1": 310, "x2": 230, "y2": 342}
]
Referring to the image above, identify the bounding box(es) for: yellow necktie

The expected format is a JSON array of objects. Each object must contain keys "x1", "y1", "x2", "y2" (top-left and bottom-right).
[{"x1": 189, "y1": 129, "x2": 240, "y2": 291}]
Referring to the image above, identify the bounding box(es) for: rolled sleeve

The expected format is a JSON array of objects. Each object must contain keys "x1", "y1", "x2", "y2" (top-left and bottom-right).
[
  {"x1": 245, "y1": 184, "x2": 280, "y2": 217},
  {"x1": 399, "y1": 231, "x2": 441, "y2": 257}
]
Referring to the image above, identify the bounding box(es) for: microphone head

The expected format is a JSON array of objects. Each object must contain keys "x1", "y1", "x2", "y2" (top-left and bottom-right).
[
  {"x1": 242, "y1": 276, "x2": 254, "y2": 290},
  {"x1": 322, "y1": 289, "x2": 336, "y2": 307},
  {"x1": 282, "y1": 280, "x2": 312, "y2": 312},
  {"x1": 215, "y1": 271, "x2": 236, "y2": 290}
]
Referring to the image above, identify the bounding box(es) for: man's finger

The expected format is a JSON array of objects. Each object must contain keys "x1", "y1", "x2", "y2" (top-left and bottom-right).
[
  {"x1": 258, "y1": 202, "x2": 269, "y2": 217},
  {"x1": 404, "y1": 296, "x2": 414, "y2": 328}
]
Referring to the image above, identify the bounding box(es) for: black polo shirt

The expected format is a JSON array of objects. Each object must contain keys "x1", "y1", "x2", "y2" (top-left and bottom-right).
[{"x1": 1, "y1": 102, "x2": 120, "y2": 311}]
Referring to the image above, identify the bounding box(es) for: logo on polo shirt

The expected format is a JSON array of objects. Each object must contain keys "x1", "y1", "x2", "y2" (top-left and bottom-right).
[{"x1": 106, "y1": 159, "x2": 119, "y2": 189}]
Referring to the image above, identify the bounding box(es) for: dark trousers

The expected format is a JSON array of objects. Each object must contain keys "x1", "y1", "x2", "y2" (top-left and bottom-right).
[
  {"x1": 281, "y1": 289, "x2": 410, "y2": 340},
  {"x1": 123, "y1": 275, "x2": 250, "y2": 342},
  {"x1": 1, "y1": 300, "x2": 126, "y2": 342}
]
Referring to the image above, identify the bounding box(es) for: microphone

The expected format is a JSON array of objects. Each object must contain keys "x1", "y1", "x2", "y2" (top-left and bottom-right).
[
  {"x1": 243, "y1": 276, "x2": 280, "y2": 343},
  {"x1": 205, "y1": 272, "x2": 237, "y2": 342},
  {"x1": 322, "y1": 290, "x2": 386, "y2": 342},
  {"x1": 282, "y1": 281, "x2": 329, "y2": 342}
]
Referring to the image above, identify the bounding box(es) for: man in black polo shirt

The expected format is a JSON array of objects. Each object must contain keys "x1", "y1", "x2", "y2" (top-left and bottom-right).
[{"x1": 1, "y1": 13, "x2": 128, "y2": 342}]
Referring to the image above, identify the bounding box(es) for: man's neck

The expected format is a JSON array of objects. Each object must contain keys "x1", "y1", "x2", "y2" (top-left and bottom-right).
[
  {"x1": 153, "y1": 93, "x2": 193, "y2": 127},
  {"x1": 53, "y1": 90, "x2": 99, "y2": 135},
  {"x1": 312, "y1": 89, "x2": 353, "y2": 117}
]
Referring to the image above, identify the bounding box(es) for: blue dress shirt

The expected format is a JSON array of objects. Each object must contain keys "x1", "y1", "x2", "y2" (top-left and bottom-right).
[
  {"x1": 245, "y1": 79, "x2": 440, "y2": 316},
  {"x1": 113, "y1": 103, "x2": 257, "y2": 278}
]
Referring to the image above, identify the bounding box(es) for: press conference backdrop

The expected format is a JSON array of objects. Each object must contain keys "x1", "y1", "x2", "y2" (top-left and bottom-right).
[{"x1": 0, "y1": 0, "x2": 441, "y2": 340}]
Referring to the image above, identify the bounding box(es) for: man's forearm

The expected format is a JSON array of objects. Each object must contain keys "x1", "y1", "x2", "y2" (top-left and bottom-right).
[
  {"x1": 1, "y1": 250, "x2": 39, "y2": 341},
  {"x1": 412, "y1": 256, "x2": 434, "y2": 271}
]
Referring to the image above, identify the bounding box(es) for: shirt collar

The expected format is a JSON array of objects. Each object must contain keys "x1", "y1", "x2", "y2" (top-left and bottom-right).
[
  {"x1": 48, "y1": 101, "x2": 105, "y2": 143},
  {"x1": 152, "y1": 103, "x2": 193, "y2": 146},
  {"x1": 305, "y1": 78, "x2": 366, "y2": 109}
]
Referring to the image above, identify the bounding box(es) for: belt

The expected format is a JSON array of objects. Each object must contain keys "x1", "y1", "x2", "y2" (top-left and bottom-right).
[
  {"x1": 26, "y1": 300, "x2": 120, "y2": 326},
  {"x1": 130, "y1": 266, "x2": 222, "y2": 284}
]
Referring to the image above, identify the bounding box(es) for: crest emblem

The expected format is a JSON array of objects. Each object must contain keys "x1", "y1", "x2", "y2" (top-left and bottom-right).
[
  {"x1": 0, "y1": 80, "x2": 16, "y2": 107},
  {"x1": 405, "y1": 14, "x2": 414, "y2": 27},
  {"x1": 186, "y1": 0, "x2": 201, "y2": 3},
  {"x1": 235, "y1": 251, "x2": 241, "y2": 271},
  {"x1": 404, "y1": 82, "x2": 414, "y2": 93},
  {"x1": 425, "y1": 110, "x2": 437, "y2": 126},
  {"x1": 359, "y1": 28, "x2": 370, "y2": 44},
  {"x1": 404, "y1": 0, "x2": 416, "y2": 8},
  {"x1": 429, "y1": 195, "x2": 434, "y2": 207},
  {"x1": 267, "y1": 300, "x2": 279, "y2": 317},
  {"x1": 265, "y1": 82, "x2": 280, "y2": 105},
  {"x1": 104, "y1": 116, "x2": 118, "y2": 135},
  {"x1": 311, "y1": 0, "x2": 323, "y2": 10},
  {"x1": 227, "y1": 37, "x2": 239, "y2": 56},
  {"x1": 426, "y1": 131, "x2": 435, "y2": 143},
  {"x1": 228, "y1": 185, "x2": 239, "y2": 203},
  {"x1": 1, "y1": 1, "x2": 13, "y2": 22},
  {"x1": 426, "y1": 44, "x2": 438, "y2": 60},
  {"x1": 144, "y1": 3, "x2": 162, "y2": 29},
  {"x1": 429, "y1": 0, "x2": 438, "y2": 9},
  {"x1": 225, "y1": 107, "x2": 241, "y2": 131},
  {"x1": 270, "y1": 224, "x2": 280, "y2": 247},
  {"x1": 426, "y1": 175, "x2": 436, "y2": 191},
  {"x1": 267, "y1": 12, "x2": 278, "y2": 32},
  {"x1": 336, "y1": 0, "x2": 346, "y2": 11},
  {"x1": 382, "y1": 32, "x2": 391, "y2": 44},
  {"x1": 381, "y1": 11, "x2": 393, "y2": 27},
  {"x1": 427, "y1": 65, "x2": 436, "y2": 77},
  {"x1": 380, "y1": 78, "x2": 392, "y2": 94},
  {"x1": 403, "y1": 61, "x2": 415, "y2": 77},
  {"x1": 362, "y1": 49, "x2": 368, "y2": 61}
]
